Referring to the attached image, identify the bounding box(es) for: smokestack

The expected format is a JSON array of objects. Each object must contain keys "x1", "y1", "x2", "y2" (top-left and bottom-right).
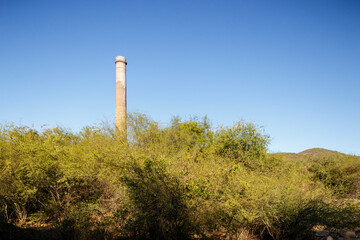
[{"x1": 115, "y1": 56, "x2": 127, "y2": 135}]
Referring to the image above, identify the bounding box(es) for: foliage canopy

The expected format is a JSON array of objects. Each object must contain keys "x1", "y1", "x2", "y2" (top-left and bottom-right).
[{"x1": 0, "y1": 114, "x2": 360, "y2": 240}]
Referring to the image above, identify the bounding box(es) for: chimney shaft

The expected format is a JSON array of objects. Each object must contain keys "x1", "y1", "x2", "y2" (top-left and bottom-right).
[{"x1": 115, "y1": 56, "x2": 127, "y2": 135}]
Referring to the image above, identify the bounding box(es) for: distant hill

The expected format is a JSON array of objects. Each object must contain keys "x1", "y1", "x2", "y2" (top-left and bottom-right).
[
  {"x1": 270, "y1": 148, "x2": 358, "y2": 161},
  {"x1": 298, "y1": 148, "x2": 346, "y2": 158}
]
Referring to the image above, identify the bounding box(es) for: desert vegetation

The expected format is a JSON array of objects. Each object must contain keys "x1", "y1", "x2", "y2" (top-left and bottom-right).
[{"x1": 1, "y1": 113, "x2": 360, "y2": 239}]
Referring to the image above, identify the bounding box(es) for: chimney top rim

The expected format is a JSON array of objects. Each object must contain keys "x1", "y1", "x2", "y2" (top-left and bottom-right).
[{"x1": 115, "y1": 56, "x2": 127, "y2": 63}]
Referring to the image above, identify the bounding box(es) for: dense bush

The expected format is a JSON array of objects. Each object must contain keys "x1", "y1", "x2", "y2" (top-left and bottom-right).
[
  {"x1": 308, "y1": 155, "x2": 360, "y2": 197},
  {"x1": 214, "y1": 121, "x2": 269, "y2": 163},
  {"x1": 120, "y1": 157, "x2": 194, "y2": 240},
  {"x1": 0, "y1": 113, "x2": 360, "y2": 240}
]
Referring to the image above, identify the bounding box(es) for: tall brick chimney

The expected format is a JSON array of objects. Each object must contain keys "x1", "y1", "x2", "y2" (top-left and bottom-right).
[{"x1": 115, "y1": 56, "x2": 127, "y2": 135}]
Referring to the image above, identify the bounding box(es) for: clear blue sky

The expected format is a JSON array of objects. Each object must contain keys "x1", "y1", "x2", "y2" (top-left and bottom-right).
[{"x1": 1, "y1": 0, "x2": 359, "y2": 155}]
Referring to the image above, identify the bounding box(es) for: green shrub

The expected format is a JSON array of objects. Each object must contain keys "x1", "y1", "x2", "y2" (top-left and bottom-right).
[
  {"x1": 120, "y1": 157, "x2": 195, "y2": 240},
  {"x1": 0, "y1": 125, "x2": 114, "y2": 224},
  {"x1": 214, "y1": 121, "x2": 270, "y2": 164},
  {"x1": 309, "y1": 155, "x2": 360, "y2": 197}
]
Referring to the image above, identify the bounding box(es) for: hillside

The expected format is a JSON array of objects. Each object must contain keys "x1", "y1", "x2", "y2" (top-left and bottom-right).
[
  {"x1": 270, "y1": 148, "x2": 359, "y2": 162},
  {"x1": 299, "y1": 148, "x2": 346, "y2": 157}
]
